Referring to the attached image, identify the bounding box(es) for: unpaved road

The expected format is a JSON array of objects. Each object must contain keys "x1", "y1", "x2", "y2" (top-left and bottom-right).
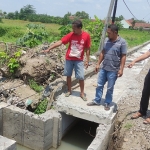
[{"x1": 108, "y1": 59, "x2": 150, "y2": 150}]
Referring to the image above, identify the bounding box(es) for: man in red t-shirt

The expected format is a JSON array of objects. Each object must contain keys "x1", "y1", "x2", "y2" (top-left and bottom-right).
[{"x1": 43, "y1": 20, "x2": 91, "y2": 101}]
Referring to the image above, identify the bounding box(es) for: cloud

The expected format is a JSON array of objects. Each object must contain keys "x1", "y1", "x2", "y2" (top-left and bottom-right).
[
  {"x1": 128, "y1": 0, "x2": 142, "y2": 2},
  {"x1": 96, "y1": 4, "x2": 101, "y2": 9}
]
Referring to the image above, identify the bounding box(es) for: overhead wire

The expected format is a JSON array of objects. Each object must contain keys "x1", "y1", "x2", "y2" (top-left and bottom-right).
[
  {"x1": 146, "y1": 0, "x2": 150, "y2": 22},
  {"x1": 147, "y1": 0, "x2": 150, "y2": 7},
  {"x1": 122, "y1": 0, "x2": 138, "y2": 20}
]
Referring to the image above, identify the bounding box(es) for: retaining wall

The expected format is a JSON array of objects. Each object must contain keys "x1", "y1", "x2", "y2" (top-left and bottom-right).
[{"x1": 0, "y1": 102, "x2": 61, "y2": 150}]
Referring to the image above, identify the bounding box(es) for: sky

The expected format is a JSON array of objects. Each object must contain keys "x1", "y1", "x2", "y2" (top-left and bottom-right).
[{"x1": 1, "y1": 0, "x2": 150, "y2": 22}]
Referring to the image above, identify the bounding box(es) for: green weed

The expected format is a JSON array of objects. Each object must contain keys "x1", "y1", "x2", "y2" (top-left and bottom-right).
[
  {"x1": 34, "y1": 98, "x2": 48, "y2": 114},
  {"x1": 124, "y1": 122, "x2": 133, "y2": 130},
  {"x1": 29, "y1": 79, "x2": 44, "y2": 93}
]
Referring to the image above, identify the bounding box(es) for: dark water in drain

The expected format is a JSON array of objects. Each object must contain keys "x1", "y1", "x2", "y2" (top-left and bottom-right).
[{"x1": 17, "y1": 119, "x2": 98, "y2": 150}]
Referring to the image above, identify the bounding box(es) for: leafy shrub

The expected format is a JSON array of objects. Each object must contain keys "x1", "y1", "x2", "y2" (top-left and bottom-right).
[
  {"x1": 0, "y1": 26, "x2": 8, "y2": 36},
  {"x1": 58, "y1": 24, "x2": 72, "y2": 37},
  {"x1": 0, "y1": 50, "x2": 21, "y2": 73},
  {"x1": 16, "y1": 23, "x2": 48, "y2": 48},
  {"x1": 34, "y1": 98, "x2": 48, "y2": 114},
  {"x1": 29, "y1": 79, "x2": 44, "y2": 93}
]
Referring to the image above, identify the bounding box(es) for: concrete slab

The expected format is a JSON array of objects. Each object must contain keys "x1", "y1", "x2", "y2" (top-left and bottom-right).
[
  {"x1": 2, "y1": 104, "x2": 62, "y2": 150},
  {"x1": 0, "y1": 135, "x2": 16, "y2": 150},
  {"x1": 0, "y1": 103, "x2": 8, "y2": 135},
  {"x1": 54, "y1": 75, "x2": 116, "y2": 124},
  {"x1": 87, "y1": 122, "x2": 115, "y2": 150}
]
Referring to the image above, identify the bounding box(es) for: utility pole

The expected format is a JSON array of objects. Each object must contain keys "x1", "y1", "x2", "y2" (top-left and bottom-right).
[
  {"x1": 97, "y1": 0, "x2": 116, "y2": 54},
  {"x1": 112, "y1": 0, "x2": 118, "y2": 24}
]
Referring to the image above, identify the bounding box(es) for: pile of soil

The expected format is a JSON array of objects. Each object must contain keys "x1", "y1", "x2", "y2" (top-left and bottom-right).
[{"x1": 0, "y1": 42, "x2": 67, "y2": 110}]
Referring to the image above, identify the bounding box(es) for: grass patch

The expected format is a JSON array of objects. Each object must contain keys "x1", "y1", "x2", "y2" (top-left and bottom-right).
[
  {"x1": 124, "y1": 122, "x2": 133, "y2": 130},
  {"x1": 0, "y1": 19, "x2": 61, "y2": 43},
  {"x1": 119, "y1": 29, "x2": 150, "y2": 48},
  {"x1": 1, "y1": 19, "x2": 150, "y2": 51},
  {"x1": 29, "y1": 79, "x2": 44, "y2": 93}
]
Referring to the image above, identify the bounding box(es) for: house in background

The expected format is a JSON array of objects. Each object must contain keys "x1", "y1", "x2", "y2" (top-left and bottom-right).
[
  {"x1": 134, "y1": 23, "x2": 150, "y2": 30},
  {"x1": 120, "y1": 19, "x2": 132, "y2": 29},
  {"x1": 127, "y1": 19, "x2": 150, "y2": 30}
]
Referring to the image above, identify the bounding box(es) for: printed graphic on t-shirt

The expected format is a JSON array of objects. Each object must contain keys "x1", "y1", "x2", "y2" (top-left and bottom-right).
[{"x1": 69, "y1": 40, "x2": 84, "y2": 58}]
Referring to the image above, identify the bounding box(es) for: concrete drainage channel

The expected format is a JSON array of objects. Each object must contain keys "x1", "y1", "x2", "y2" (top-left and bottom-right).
[{"x1": 0, "y1": 41, "x2": 150, "y2": 150}]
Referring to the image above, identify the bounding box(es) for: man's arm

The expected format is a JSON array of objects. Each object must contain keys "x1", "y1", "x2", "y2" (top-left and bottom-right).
[
  {"x1": 118, "y1": 54, "x2": 126, "y2": 77},
  {"x1": 85, "y1": 47, "x2": 90, "y2": 69},
  {"x1": 44, "y1": 40, "x2": 62, "y2": 53},
  {"x1": 95, "y1": 50, "x2": 104, "y2": 73},
  {"x1": 127, "y1": 50, "x2": 150, "y2": 68}
]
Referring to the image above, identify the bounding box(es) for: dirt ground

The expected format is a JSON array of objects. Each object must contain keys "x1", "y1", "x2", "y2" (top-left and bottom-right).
[
  {"x1": 0, "y1": 42, "x2": 93, "y2": 111},
  {"x1": 0, "y1": 42, "x2": 67, "y2": 111},
  {"x1": 108, "y1": 59, "x2": 150, "y2": 150}
]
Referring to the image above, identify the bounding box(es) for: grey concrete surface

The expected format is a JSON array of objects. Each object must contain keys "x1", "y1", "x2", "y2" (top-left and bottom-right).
[
  {"x1": 0, "y1": 103, "x2": 8, "y2": 135},
  {"x1": 0, "y1": 103, "x2": 61, "y2": 150},
  {"x1": 0, "y1": 135, "x2": 16, "y2": 150}
]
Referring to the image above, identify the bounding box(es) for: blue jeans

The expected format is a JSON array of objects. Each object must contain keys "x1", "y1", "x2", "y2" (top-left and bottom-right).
[{"x1": 94, "y1": 69, "x2": 118, "y2": 104}]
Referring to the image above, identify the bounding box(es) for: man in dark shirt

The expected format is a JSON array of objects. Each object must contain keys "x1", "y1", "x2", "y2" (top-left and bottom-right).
[{"x1": 87, "y1": 24, "x2": 127, "y2": 110}]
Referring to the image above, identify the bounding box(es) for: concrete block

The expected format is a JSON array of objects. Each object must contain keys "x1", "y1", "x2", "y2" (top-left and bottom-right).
[
  {"x1": 3, "y1": 105, "x2": 26, "y2": 145},
  {"x1": 41, "y1": 110, "x2": 62, "y2": 149},
  {"x1": 23, "y1": 111, "x2": 53, "y2": 150},
  {"x1": 87, "y1": 121, "x2": 115, "y2": 150},
  {"x1": 0, "y1": 102, "x2": 8, "y2": 135},
  {"x1": 2, "y1": 105, "x2": 62, "y2": 150},
  {"x1": 0, "y1": 135, "x2": 16, "y2": 150}
]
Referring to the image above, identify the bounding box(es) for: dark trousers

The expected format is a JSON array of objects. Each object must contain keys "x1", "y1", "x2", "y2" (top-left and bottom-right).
[{"x1": 139, "y1": 71, "x2": 150, "y2": 115}]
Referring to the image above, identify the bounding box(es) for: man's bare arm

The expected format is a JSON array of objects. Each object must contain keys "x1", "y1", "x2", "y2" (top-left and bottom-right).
[
  {"x1": 118, "y1": 54, "x2": 126, "y2": 77},
  {"x1": 85, "y1": 47, "x2": 90, "y2": 69},
  {"x1": 44, "y1": 40, "x2": 62, "y2": 53},
  {"x1": 127, "y1": 50, "x2": 150, "y2": 68},
  {"x1": 95, "y1": 50, "x2": 104, "y2": 73}
]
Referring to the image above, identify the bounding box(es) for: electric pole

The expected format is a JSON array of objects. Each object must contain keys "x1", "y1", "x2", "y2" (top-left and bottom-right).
[{"x1": 97, "y1": 0, "x2": 116, "y2": 54}]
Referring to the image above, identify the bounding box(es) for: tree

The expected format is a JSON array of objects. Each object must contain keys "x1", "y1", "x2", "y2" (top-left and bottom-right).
[
  {"x1": 113, "y1": 15, "x2": 124, "y2": 22},
  {"x1": 62, "y1": 12, "x2": 72, "y2": 25},
  {"x1": 7, "y1": 12, "x2": 15, "y2": 19},
  {"x1": 74, "y1": 11, "x2": 89, "y2": 19},
  {"x1": 14, "y1": 11, "x2": 19, "y2": 19},
  {"x1": 131, "y1": 19, "x2": 136, "y2": 29},
  {"x1": 19, "y1": 5, "x2": 36, "y2": 20}
]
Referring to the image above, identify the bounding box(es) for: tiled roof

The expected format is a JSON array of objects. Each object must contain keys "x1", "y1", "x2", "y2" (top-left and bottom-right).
[{"x1": 134, "y1": 23, "x2": 150, "y2": 28}]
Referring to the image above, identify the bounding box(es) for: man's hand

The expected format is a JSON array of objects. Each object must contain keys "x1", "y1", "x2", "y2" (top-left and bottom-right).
[
  {"x1": 85, "y1": 62, "x2": 89, "y2": 69},
  {"x1": 42, "y1": 49, "x2": 50, "y2": 53},
  {"x1": 95, "y1": 64, "x2": 100, "y2": 73},
  {"x1": 127, "y1": 61, "x2": 135, "y2": 68},
  {"x1": 118, "y1": 69, "x2": 123, "y2": 77}
]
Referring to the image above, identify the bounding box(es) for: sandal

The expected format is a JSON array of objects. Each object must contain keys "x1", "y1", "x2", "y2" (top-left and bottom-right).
[
  {"x1": 131, "y1": 112, "x2": 143, "y2": 119},
  {"x1": 65, "y1": 92, "x2": 71, "y2": 97},
  {"x1": 87, "y1": 101, "x2": 100, "y2": 106},
  {"x1": 104, "y1": 103, "x2": 110, "y2": 111},
  {"x1": 80, "y1": 95, "x2": 87, "y2": 101},
  {"x1": 143, "y1": 117, "x2": 150, "y2": 124}
]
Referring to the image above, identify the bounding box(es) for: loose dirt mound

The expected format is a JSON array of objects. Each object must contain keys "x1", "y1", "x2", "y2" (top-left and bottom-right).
[
  {"x1": 19, "y1": 43, "x2": 66, "y2": 83},
  {"x1": 0, "y1": 42, "x2": 66, "y2": 83}
]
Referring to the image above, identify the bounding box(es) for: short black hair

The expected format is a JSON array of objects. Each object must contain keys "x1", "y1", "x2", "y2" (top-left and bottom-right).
[
  {"x1": 108, "y1": 24, "x2": 118, "y2": 33},
  {"x1": 72, "y1": 20, "x2": 83, "y2": 29}
]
